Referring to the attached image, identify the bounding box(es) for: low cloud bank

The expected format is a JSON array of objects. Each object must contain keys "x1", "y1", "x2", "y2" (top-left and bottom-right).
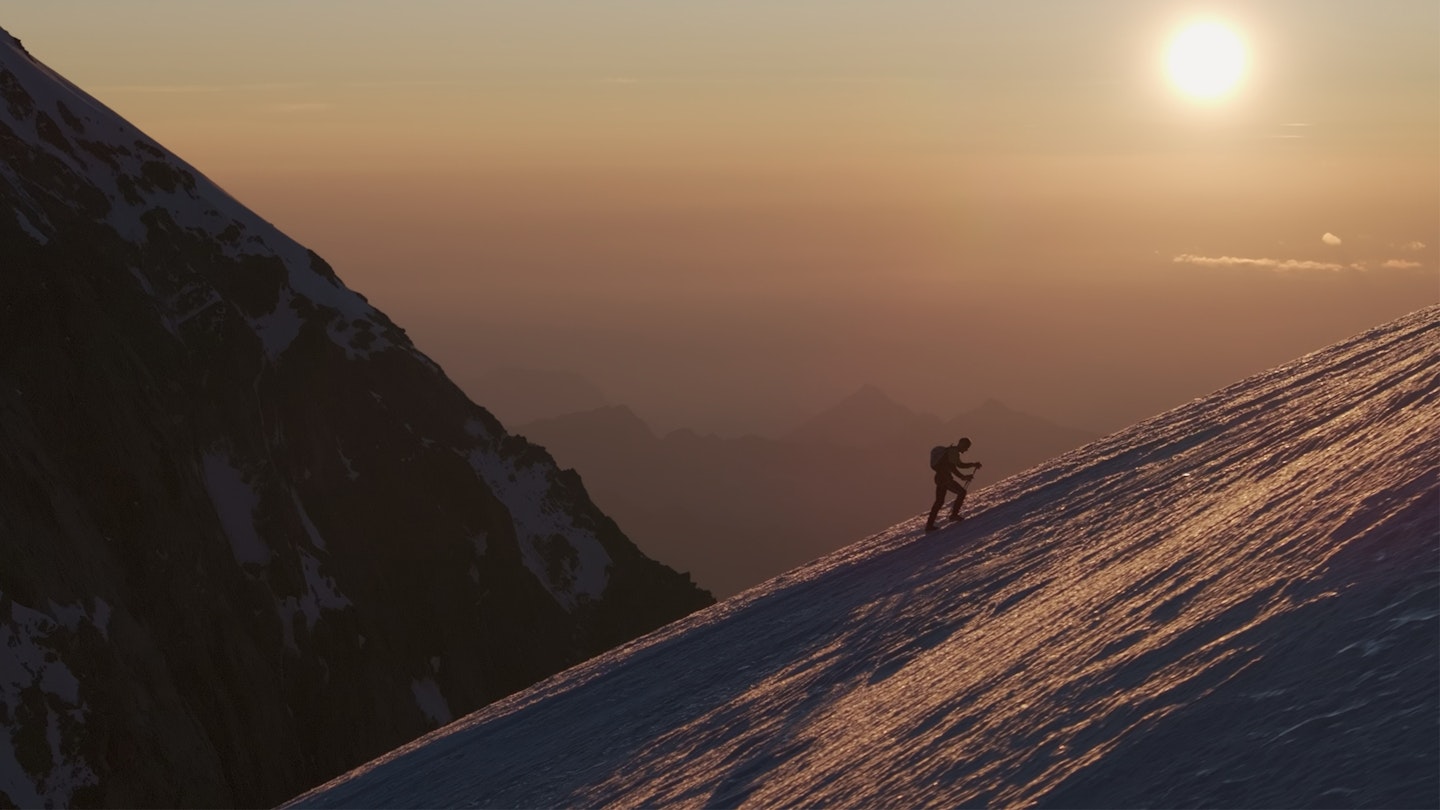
[
  {"x1": 1173, "y1": 255, "x2": 1350, "y2": 272},
  {"x1": 1172, "y1": 254, "x2": 1427, "y2": 273}
]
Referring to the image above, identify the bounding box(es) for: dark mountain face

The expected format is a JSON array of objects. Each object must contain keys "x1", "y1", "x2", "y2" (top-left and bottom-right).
[{"x1": 0, "y1": 29, "x2": 710, "y2": 808}]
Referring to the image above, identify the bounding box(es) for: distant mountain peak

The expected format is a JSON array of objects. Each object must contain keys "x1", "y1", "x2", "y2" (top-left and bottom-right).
[
  {"x1": 846, "y1": 382, "x2": 895, "y2": 404},
  {"x1": 786, "y1": 384, "x2": 941, "y2": 448},
  {"x1": 520, "y1": 404, "x2": 656, "y2": 443},
  {"x1": 463, "y1": 367, "x2": 608, "y2": 427},
  {"x1": 970, "y1": 397, "x2": 1015, "y2": 415}
]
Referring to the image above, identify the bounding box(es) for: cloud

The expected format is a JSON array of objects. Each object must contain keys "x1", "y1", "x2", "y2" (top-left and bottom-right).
[
  {"x1": 1398, "y1": 240, "x2": 1427, "y2": 252},
  {"x1": 1321, "y1": 232, "x2": 1342, "y2": 246},
  {"x1": 344, "y1": 80, "x2": 460, "y2": 89},
  {"x1": 1173, "y1": 254, "x2": 1350, "y2": 272},
  {"x1": 102, "y1": 84, "x2": 229, "y2": 94},
  {"x1": 102, "y1": 82, "x2": 311, "y2": 94},
  {"x1": 266, "y1": 102, "x2": 335, "y2": 114},
  {"x1": 1268, "y1": 123, "x2": 1313, "y2": 140},
  {"x1": 1173, "y1": 254, "x2": 1426, "y2": 273}
]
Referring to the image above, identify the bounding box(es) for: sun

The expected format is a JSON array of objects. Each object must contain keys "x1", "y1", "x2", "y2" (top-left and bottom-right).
[{"x1": 1167, "y1": 21, "x2": 1245, "y2": 99}]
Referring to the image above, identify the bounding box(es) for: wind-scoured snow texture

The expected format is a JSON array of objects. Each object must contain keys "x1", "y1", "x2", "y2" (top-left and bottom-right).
[
  {"x1": 0, "y1": 27, "x2": 710, "y2": 808},
  {"x1": 290, "y1": 306, "x2": 1440, "y2": 810}
]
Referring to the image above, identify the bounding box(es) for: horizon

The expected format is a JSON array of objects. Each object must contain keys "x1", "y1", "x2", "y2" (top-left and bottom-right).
[{"x1": 5, "y1": 2, "x2": 1436, "y2": 435}]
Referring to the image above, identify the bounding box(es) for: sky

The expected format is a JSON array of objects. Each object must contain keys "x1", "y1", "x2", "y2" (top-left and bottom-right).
[{"x1": 4, "y1": 1, "x2": 1437, "y2": 434}]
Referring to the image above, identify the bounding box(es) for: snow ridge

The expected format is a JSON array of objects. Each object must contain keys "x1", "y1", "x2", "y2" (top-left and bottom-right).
[{"x1": 288, "y1": 306, "x2": 1439, "y2": 809}]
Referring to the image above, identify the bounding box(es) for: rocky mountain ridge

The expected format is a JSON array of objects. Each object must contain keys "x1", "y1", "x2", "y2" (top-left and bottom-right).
[{"x1": 0, "y1": 27, "x2": 710, "y2": 808}]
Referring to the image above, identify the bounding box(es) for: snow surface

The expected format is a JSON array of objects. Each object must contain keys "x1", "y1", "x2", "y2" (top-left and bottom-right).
[{"x1": 289, "y1": 307, "x2": 1439, "y2": 809}]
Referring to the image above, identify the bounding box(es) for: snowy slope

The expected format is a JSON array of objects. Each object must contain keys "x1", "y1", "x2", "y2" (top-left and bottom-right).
[{"x1": 290, "y1": 306, "x2": 1439, "y2": 809}]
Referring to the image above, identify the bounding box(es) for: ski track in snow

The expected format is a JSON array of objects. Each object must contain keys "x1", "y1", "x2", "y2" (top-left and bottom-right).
[{"x1": 289, "y1": 309, "x2": 1439, "y2": 809}]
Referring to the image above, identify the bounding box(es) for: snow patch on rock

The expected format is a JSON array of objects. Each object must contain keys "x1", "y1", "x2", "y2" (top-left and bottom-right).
[
  {"x1": 0, "y1": 595, "x2": 98, "y2": 809},
  {"x1": 11, "y1": 208, "x2": 46, "y2": 244},
  {"x1": 467, "y1": 448, "x2": 611, "y2": 610},
  {"x1": 291, "y1": 490, "x2": 327, "y2": 551},
  {"x1": 202, "y1": 451, "x2": 270, "y2": 567},
  {"x1": 277, "y1": 550, "x2": 353, "y2": 653},
  {"x1": 411, "y1": 678, "x2": 452, "y2": 727}
]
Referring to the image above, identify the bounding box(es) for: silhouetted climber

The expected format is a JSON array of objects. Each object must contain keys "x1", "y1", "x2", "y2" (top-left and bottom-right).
[{"x1": 927, "y1": 437, "x2": 982, "y2": 531}]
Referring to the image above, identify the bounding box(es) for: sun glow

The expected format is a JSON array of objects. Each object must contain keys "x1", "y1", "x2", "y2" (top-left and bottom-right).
[{"x1": 1167, "y1": 22, "x2": 1245, "y2": 99}]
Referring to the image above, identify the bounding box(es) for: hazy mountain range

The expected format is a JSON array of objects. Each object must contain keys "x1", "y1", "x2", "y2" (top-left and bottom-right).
[
  {"x1": 518, "y1": 387, "x2": 1097, "y2": 597},
  {"x1": 0, "y1": 28, "x2": 709, "y2": 808},
  {"x1": 460, "y1": 367, "x2": 610, "y2": 427},
  {"x1": 293, "y1": 305, "x2": 1439, "y2": 810}
]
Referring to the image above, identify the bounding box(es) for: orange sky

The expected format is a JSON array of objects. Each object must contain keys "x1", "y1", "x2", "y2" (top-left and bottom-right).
[{"x1": 5, "y1": 2, "x2": 1437, "y2": 432}]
